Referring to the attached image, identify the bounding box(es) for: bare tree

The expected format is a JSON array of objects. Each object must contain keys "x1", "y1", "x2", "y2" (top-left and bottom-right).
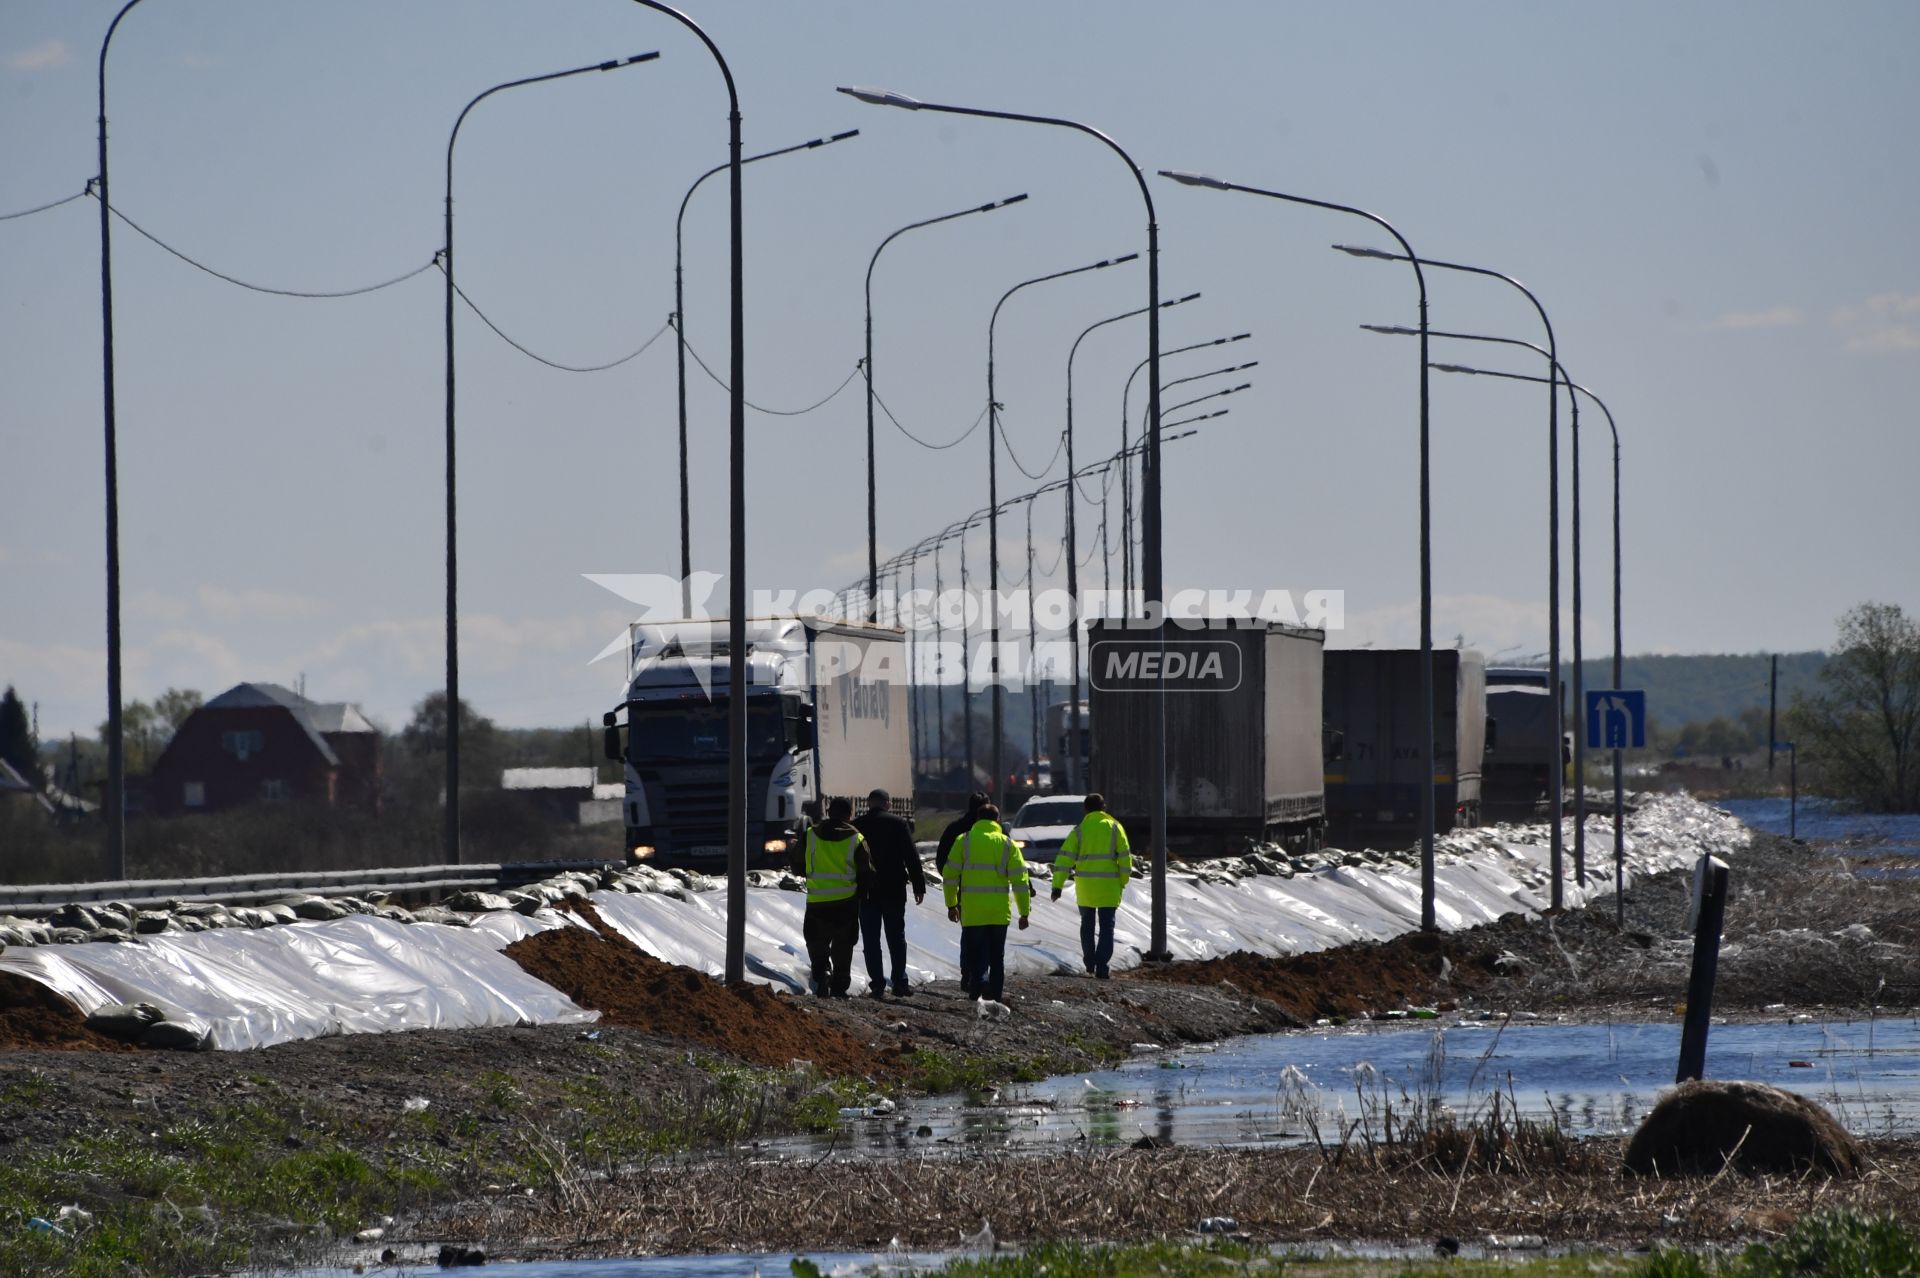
[{"x1": 1790, "y1": 602, "x2": 1920, "y2": 812}]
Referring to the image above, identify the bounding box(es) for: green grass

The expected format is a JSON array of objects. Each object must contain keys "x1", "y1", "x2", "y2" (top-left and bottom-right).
[{"x1": 906, "y1": 1046, "x2": 1070, "y2": 1096}]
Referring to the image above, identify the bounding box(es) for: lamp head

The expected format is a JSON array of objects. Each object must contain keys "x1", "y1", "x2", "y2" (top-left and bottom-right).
[
  {"x1": 819, "y1": 129, "x2": 861, "y2": 145},
  {"x1": 838, "y1": 85, "x2": 923, "y2": 110},
  {"x1": 1333, "y1": 244, "x2": 1400, "y2": 261},
  {"x1": 1360, "y1": 324, "x2": 1419, "y2": 336},
  {"x1": 984, "y1": 193, "x2": 1030, "y2": 212},
  {"x1": 1167, "y1": 291, "x2": 1202, "y2": 307},
  {"x1": 614, "y1": 52, "x2": 661, "y2": 68},
  {"x1": 1430, "y1": 363, "x2": 1481, "y2": 374},
  {"x1": 1159, "y1": 169, "x2": 1231, "y2": 191},
  {"x1": 1096, "y1": 253, "x2": 1142, "y2": 269}
]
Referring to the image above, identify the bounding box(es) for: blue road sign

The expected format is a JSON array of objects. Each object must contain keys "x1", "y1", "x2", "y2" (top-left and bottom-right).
[{"x1": 1586, "y1": 689, "x2": 1646, "y2": 750}]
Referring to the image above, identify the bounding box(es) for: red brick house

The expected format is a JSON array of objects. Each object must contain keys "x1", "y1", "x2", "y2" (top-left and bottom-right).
[{"x1": 150, "y1": 683, "x2": 382, "y2": 814}]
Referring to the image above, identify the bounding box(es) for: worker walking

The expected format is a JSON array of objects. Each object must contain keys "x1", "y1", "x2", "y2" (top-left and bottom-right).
[
  {"x1": 1049, "y1": 793, "x2": 1131, "y2": 979},
  {"x1": 935, "y1": 791, "x2": 988, "y2": 874},
  {"x1": 853, "y1": 788, "x2": 925, "y2": 998},
  {"x1": 942, "y1": 801, "x2": 1031, "y2": 1003},
  {"x1": 790, "y1": 796, "x2": 873, "y2": 998}
]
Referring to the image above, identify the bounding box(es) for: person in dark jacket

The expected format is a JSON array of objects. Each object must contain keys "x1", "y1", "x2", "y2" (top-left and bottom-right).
[
  {"x1": 935, "y1": 792, "x2": 988, "y2": 875},
  {"x1": 788, "y1": 796, "x2": 873, "y2": 997},
  {"x1": 853, "y1": 788, "x2": 926, "y2": 998}
]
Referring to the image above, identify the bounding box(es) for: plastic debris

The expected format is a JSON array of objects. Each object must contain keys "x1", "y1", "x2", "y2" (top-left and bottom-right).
[
  {"x1": 1198, "y1": 1216, "x2": 1239, "y2": 1234},
  {"x1": 403, "y1": 1096, "x2": 431, "y2": 1112}
]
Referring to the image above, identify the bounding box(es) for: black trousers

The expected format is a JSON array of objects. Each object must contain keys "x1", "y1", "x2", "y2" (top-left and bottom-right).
[
  {"x1": 860, "y1": 895, "x2": 911, "y2": 992},
  {"x1": 803, "y1": 897, "x2": 861, "y2": 995}
]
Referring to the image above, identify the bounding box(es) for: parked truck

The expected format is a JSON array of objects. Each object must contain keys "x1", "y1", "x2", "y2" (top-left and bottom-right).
[
  {"x1": 1045, "y1": 699, "x2": 1089, "y2": 792},
  {"x1": 601, "y1": 617, "x2": 912, "y2": 870},
  {"x1": 1086, "y1": 619, "x2": 1326, "y2": 855},
  {"x1": 1321, "y1": 648, "x2": 1486, "y2": 847},
  {"x1": 1481, "y1": 665, "x2": 1566, "y2": 819}
]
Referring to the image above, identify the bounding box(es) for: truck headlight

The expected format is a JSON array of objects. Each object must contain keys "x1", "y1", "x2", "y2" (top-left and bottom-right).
[
  {"x1": 629, "y1": 844, "x2": 656, "y2": 862},
  {"x1": 763, "y1": 838, "x2": 788, "y2": 853}
]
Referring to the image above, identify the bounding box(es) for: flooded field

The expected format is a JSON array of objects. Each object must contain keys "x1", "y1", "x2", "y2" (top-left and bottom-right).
[{"x1": 771, "y1": 1015, "x2": 1920, "y2": 1159}]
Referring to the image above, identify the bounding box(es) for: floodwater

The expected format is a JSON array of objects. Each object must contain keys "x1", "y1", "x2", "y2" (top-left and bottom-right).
[
  {"x1": 1718, "y1": 796, "x2": 1920, "y2": 857},
  {"x1": 293, "y1": 1251, "x2": 945, "y2": 1277},
  {"x1": 770, "y1": 1015, "x2": 1920, "y2": 1161}
]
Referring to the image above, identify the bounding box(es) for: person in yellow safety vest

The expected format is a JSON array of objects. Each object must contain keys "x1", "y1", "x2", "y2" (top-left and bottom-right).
[
  {"x1": 1049, "y1": 793, "x2": 1131, "y2": 979},
  {"x1": 788, "y1": 795, "x2": 874, "y2": 998},
  {"x1": 941, "y1": 801, "x2": 1031, "y2": 1003}
]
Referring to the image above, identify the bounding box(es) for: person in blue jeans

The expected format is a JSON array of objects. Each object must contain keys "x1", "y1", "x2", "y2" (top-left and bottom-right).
[
  {"x1": 852, "y1": 788, "x2": 925, "y2": 997},
  {"x1": 1049, "y1": 793, "x2": 1131, "y2": 978}
]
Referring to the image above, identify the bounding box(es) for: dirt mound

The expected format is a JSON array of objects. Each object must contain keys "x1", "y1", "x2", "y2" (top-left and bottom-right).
[
  {"x1": 1624, "y1": 1079, "x2": 1862, "y2": 1178},
  {"x1": 1129, "y1": 930, "x2": 1499, "y2": 1022},
  {"x1": 504, "y1": 909, "x2": 898, "y2": 1079},
  {"x1": 0, "y1": 971, "x2": 134, "y2": 1052}
]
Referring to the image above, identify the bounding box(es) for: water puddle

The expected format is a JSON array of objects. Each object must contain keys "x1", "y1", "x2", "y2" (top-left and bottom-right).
[{"x1": 763, "y1": 1016, "x2": 1920, "y2": 1161}]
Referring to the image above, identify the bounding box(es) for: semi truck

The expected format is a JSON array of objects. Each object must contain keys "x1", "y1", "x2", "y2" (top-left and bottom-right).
[
  {"x1": 601, "y1": 617, "x2": 912, "y2": 870},
  {"x1": 1086, "y1": 619, "x2": 1326, "y2": 854},
  {"x1": 1481, "y1": 665, "x2": 1565, "y2": 819},
  {"x1": 1321, "y1": 648, "x2": 1487, "y2": 847},
  {"x1": 1045, "y1": 699, "x2": 1089, "y2": 792}
]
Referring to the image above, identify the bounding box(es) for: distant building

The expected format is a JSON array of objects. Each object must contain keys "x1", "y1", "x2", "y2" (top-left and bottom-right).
[
  {"x1": 0, "y1": 757, "x2": 53, "y2": 815},
  {"x1": 500, "y1": 767, "x2": 623, "y2": 826},
  {"x1": 150, "y1": 683, "x2": 383, "y2": 815}
]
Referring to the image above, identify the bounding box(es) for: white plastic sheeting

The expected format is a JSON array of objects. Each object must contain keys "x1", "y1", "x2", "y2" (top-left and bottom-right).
[
  {"x1": 0, "y1": 911, "x2": 597, "y2": 1051},
  {"x1": 0, "y1": 794, "x2": 1746, "y2": 1048},
  {"x1": 587, "y1": 794, "x2": 1749, "y2": 994}
]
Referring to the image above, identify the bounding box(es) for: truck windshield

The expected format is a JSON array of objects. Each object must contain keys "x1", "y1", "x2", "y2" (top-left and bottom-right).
[{"x1": 626, "y1": 699, "x2": 786, "y2": 761}]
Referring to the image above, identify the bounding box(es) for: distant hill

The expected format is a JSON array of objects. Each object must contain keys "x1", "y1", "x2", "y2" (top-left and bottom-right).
[{"x1": 1517, "y1": 651, "x2": 1827, "y2": 737}]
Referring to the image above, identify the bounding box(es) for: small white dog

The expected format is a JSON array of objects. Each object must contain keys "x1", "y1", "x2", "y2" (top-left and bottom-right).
[{"x1": 975, "y1": 999, "x2": 1011, "y2": 1022}]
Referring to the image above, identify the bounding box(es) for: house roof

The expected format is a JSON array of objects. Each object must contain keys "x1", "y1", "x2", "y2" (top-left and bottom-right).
[
  {"x1": 199, "y1": 683, "x2": 376, "y2": 767},
  {"x1": 0, "y1": 757, "x2": 34, "y2": 794}
]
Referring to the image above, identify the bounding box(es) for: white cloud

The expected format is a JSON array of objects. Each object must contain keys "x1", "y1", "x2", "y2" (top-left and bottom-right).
[
  {"x1": 1708, "y1": 305, "x2": 1801, "y2": 330},
  {"x1": 6, "y1": 39, "x2": 70, "y2": 72},
  {"x1": 196, "y1": 584, "x2": 326, "y2": 624},
  {"x1": 1832, "y1": 291, "x2": 1920, "y2": 355}
]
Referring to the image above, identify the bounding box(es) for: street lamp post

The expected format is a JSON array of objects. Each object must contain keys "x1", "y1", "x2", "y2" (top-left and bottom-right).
[
  {"x1": 1339, "y1": 244, "x2": 1566, "y2": 912},
  {"x1": 1117, "y1": 333, "x2": 1251, "y2": 604},
  {"x1": 1063, "y1": 291, "x2": 1200, "y2": 791},
  {"x1": 1432, "y1": 359, "x2": 1623, "y2": 921},
  {"x1": 1364, "y1": 322, "x2": 1584, "y2": 891},
  {"x1": 985, "y1": 254, "x2": 1138, "y2": 805},
  {"x1": 673, "y1": 128, "x2": 859, "y2": 614},
  {"x1": 1160, "y1": 169, "x2": 1440, "y2": 930},
  {"x1": 445, "y1": 54, "x2": 659, "y2": 866},
  {"x1": 628, "y1": 0, "x2": 751, "y2": 985},
  {"x1": 864, "y1": 195, "x2": 1031, "y2": 619},
  {"x1": 838, "y1": 85, "x2": 1176, "y2": 958}
]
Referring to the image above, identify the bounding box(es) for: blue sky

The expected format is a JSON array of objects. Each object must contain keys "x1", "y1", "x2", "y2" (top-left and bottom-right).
[{"x1": 3, "y1": 1, "x2": 1916, "y2": 737}]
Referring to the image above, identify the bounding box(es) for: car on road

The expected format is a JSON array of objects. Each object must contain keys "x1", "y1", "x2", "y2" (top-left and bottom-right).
[{"x1": 1006, "y1": 794, "x2": 1086, "y2": 863}]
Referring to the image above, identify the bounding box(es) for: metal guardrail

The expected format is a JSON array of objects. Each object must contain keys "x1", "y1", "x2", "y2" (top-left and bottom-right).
[{"x1": 0, "y1": 859, "x2": 614, "y2": 918}]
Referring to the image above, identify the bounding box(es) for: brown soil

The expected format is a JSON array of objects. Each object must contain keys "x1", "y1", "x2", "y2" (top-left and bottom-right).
[
  {"x1": 1132, "y1": 930, "x2": 1500, "y2": 1020},
  {"x1": 503, "y1": 906, "x2": 896, "y2": 1078},
  {"x1": 0, "y1": 971, "x2": 132, "y2": 1052}
]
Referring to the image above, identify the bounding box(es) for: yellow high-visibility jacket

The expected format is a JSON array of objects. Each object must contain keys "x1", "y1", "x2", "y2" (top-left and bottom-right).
[
  {"x1": 941, "y1": 819, "x2": 1031, "y2": 926},
  {"x1": 1056, "y1": 811, "x2": 1131, "y2": 908},
  {"x1": 803, "y1": 827, "x2": 867, "y2": 904}
]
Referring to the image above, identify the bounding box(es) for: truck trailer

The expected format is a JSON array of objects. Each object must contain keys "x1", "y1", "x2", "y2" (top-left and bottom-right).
[
  {"x1": 601, "y1": 617, "x2": 912, "y2": 870},
  {"x1": 1086, "y1": 619, "x2": 1326, "y2": 855},
  {"x1": 1481, "y1": 666, "x2": 1566, "y2": 819},
  {"x1": 1322, "y1": 648, "x2": 1486, "y2": 847}
]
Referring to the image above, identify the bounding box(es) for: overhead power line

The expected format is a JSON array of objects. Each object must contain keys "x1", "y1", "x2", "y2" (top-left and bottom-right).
[
  {"x1": 445, "y1": 264, "x2": 670, "y2": 373},
  {"x1": 0, "y1": 188, "x2": 89, "y2": 221},
  {"x1": 99, "y1": 194, "x2": 435, "y2": 298}
]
